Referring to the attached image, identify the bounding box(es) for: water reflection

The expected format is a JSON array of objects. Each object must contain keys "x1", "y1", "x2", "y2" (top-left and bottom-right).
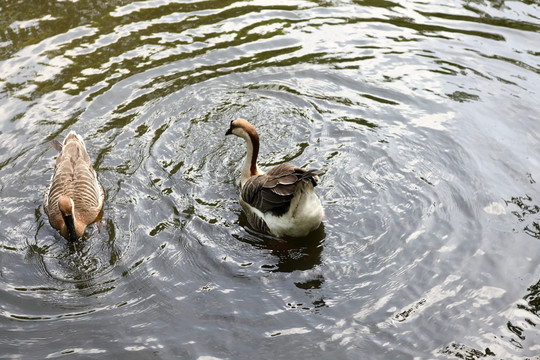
[
  {"x1": 234, "y1": 211, "x2": 325, "y2": 273},
  {"x1": 506, "y1": 193, "x2": 540, "y2": 240},
  {"x1": 441, "y1": 343, "x2": 496, "y2": 359},
  {"x1": 242, "y1": 230, "x2": 328, "y2": 310},
  {"x1": 442, "y1": 272, "x2": 540, "y2": 359},
  {"x1": 517, "y1": 277, "x2": 540, "y2": 332}
]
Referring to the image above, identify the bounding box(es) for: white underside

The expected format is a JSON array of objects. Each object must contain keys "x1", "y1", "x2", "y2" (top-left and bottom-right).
[{"x1": 241, "y1": 182, "x2": 323, "y2": 237}]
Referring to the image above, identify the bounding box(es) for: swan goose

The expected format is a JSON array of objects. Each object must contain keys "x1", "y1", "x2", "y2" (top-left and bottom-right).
[
  {"x1": 225, "y1": 118, "x2": 323, "y2": 237},
  {"x1": 44, "y1": 131, "x2": 104, "y2": 242}
]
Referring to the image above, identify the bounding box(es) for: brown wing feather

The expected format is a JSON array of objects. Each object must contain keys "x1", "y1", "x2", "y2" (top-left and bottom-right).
[{"x1": 241, "y1": 163, "x2": 320, "y2": 216}]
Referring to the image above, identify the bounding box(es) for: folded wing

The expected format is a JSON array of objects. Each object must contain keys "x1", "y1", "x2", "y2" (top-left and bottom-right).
[{"x1": 241, "y1": 163, "x2": 320, "y2": 216}]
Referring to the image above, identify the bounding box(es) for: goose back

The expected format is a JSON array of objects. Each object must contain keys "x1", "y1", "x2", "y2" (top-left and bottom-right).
[
  {"x1": 240, "y1": 163, "x2": 319, "y2": 216},
  {"x1": 44, "y1": 132, "x2": 104, "y2": 240}
]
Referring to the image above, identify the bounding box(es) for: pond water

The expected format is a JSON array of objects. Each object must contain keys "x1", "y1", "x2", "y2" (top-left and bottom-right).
[{"x1": 1, "y1": 0, "x2": 539, "y2": 358}]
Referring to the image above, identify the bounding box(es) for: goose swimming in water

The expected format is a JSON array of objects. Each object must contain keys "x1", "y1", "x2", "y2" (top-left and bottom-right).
[
  {"x1": 225, "y1": 118, "x2": 323, "y2": 237},
  {"x1": 44, "y1": 131, "x2": 104, "y2": 242}
]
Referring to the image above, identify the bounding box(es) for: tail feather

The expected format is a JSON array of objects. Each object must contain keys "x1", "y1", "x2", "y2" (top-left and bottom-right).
[{"x1": 51, "y1": 139, "x2": 63, "y2": 153}]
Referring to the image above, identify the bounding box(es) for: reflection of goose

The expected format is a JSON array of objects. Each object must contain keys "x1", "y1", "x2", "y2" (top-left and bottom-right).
[
  {"x1": 225, "y1": 118, "x2": 323, "y2": 237},
  {"x1": 44, "y1": 132, "x2": 104, "y2": 242}
]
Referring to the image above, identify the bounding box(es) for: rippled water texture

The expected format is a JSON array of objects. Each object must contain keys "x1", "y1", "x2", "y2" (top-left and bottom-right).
[{"x1": 1, "y1": 0, "x2": 540, "y2": 358}]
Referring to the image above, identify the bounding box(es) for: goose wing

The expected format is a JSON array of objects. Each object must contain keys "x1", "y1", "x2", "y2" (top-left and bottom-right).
[
  {"x1": 241, "y1": 163, "x2": 319, "y2": 215},
  {"x1": 67, "y1": 139, "x2": 103, "y2": 222},
  {"x1": 45, "y1": 143, "x2": 78, "y2": 217}
]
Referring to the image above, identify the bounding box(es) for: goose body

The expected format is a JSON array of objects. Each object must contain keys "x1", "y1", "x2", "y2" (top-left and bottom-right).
[
  {"x1": 44, "y1": 131, "x2": 104, "y2": 242},
  {"x1": 226, "y1": 118, "x2": 323, "y2": 237}
]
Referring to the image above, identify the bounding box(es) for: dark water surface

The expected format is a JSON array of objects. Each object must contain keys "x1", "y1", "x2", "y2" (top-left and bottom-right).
[{"x1": 1, "y1": 0, "x2": 540, "y2": 358}]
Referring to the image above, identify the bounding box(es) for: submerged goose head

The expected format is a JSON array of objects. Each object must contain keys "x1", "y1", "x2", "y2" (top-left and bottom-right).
[
  {"x1": 44, "y1": 131, "x2": 104, "y2": 242},
  {"x1": 225, "y1": 118, "x2": 323, "y2": 238},
  {"x1": 57, "y1": 195, "x2": 79, "y2": 242}
]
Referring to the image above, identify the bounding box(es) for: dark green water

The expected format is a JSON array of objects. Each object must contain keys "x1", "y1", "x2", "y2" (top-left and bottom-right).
[{"x1": 1, "y1": 1, "x2": 539, "y2": 358}]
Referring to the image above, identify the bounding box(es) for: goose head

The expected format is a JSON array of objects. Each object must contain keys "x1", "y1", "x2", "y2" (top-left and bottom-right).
[
  {"x1": 225, "y1": 118, "x2": 258, "y2": 142},
  {"x1": 58, "y1": 195, "x2": 81, "y2": 242}
]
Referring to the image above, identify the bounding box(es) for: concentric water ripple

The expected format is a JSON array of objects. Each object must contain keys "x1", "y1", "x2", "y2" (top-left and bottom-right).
[{"x1": 1, "y1": 0, "x2": 539, "y2": 358}]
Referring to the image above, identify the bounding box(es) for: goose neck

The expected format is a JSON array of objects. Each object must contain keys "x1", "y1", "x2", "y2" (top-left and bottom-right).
[{"x1": 241, "y1": 131, "x2": 260, "y2": 186}]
